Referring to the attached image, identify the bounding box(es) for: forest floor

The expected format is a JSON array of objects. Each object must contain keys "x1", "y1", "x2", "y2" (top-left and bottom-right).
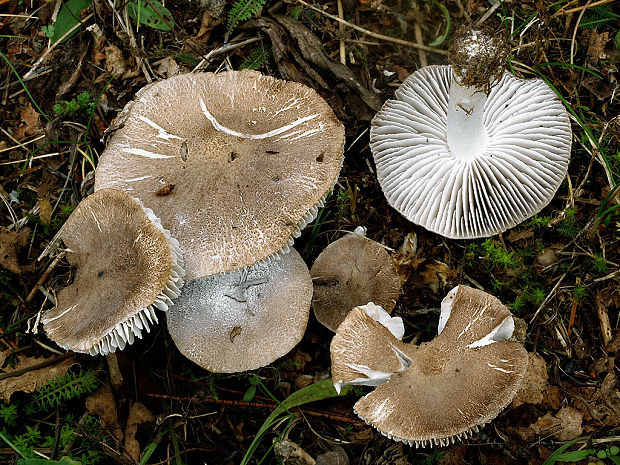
[{"x1": 0, "y1": 0, "x2": 619, "y2": 464}]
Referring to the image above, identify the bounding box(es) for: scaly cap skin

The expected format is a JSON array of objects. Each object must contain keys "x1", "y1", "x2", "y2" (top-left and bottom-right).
[
  {"x1": 331, "y1": 286, "x2": 528, "y2": 447},
  {"x1": 166, "y1": 248, "x2": 312, "y2": 373},
  {"x1": 42, "y1": 189, "x2": 184, "y2": 355},
  {"x1": 311, "y1": 233, "x2": 401, "y2": 331},
  {"x1": 371, "y1": 65, "x2": 572, "y2": 239},
  {"x1": 95, "y1": 70, "x2": 345, "y2": 280}
]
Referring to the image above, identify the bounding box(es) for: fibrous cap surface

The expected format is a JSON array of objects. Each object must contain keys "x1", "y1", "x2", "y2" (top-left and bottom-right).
[
  {"x1": 42, "y1": 188, "x2": 184, "y2": 355},
  {"x1": 167, "y1": 247, "x2": 312, "y2": 373},
  {"x1": 95, "y1": 70, "x2": 345, "y2": 279},
  {"x1": 331, "y1": 285, "x2": 528, "y2": 447},
  {"x1": 311, "y1": 233, "x2": 401, "y2": 331},
  {"x1": 371, "y1": 65, "x2": 572, "y2": 239}
]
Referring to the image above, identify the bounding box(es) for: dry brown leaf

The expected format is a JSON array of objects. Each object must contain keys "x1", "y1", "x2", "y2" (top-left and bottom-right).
[
  {"x1": 586, "y1": 31, "x2": 609, "y2": 60},
  {"x1": 411, "y1": 261, "x2": 450, "y2": 293},
  {"x1": 531, "y1": 406, "x2": 583, "y2": 441},
  {"x1": 14, "y1": 104, "x2": 42, "y2": 140},
  {"x1": 392, "y1": 64, "x2": 411, "y2": 83},
  {"x1": 124, "y1": 402, "x2": 154, "y2": 461},
  {"x1": 511, "y1": 352, "x2": 548, "y2": 408},
  {"x1": 85, "y1": 384, "x2": 123, "y2": 443},
  {"x1": 38, "y1": 197, "x2": 53, "y2": 226},
  {"x1": 104, "y1": 45, "x2": 127, "y2": 78},
  {"x1": 0, "y1": 355, "x2": 74, "y2": 402},
  {"x1": 0, "y1": 227, "x2": 31, "y2": 274},
  {"x1": 507, "y1": 227, "x2": 534, "y2": 242}
]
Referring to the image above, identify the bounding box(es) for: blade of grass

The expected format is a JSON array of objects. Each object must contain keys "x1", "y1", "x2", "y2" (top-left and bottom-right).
[
  {"x1": 0, "y1": 50, "x2": 51, "y2": 122},
  {"x1": 240, "y1": 379, "x2": 353, "y2": 465},
  {"x1": 533, "y1": 61, "x2": 603, "y2": 79}
]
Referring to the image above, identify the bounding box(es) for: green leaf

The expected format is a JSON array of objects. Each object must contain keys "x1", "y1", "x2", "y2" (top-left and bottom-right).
[
  {"x1": 127, "y1": 0, "x2": 174, "y2": 31},
  {"x1": 542, "y1": 439, "x2": 590, "y2": 465},
  {"x1": 227, "y1": 0, "x2": 267, "y2": 33},
  {"x1": 554, "y1": 449, "x2": 596, "y2": 461},
  {"x1": 243, "y1": 384, "x2": 257, "y2": 402},
  {"x1": 240, "y1": 380, "x2": 352, "y2": 465},
  {"x1": 49, "y1": 0, "x2": 92, "y2": 44},
  {"x1": 139, "y1": 442, "x2": 159, "y2": 465}
]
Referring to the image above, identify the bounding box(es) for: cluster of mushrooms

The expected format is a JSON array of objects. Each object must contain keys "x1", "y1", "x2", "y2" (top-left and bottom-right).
[{"x1": 41, "y1": 27, "x2": 572, "y2": 448}]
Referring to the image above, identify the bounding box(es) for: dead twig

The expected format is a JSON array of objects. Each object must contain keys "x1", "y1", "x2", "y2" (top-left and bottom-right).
[{"x1": 295, "y1": 0, "x2": 447, "y2": 55}]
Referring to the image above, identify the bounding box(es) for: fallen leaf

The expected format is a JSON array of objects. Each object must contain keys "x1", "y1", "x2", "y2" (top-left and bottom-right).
[
  {"x1": 531, "y1": 406, "x2": 583, "y2": 441},
  {"x1": 39, "y1": 197, "x2": 53, "y2": 226},
  {"x1": 85, "y1": 384, "x2": 123, "y2": 443},
  {"x1": 586, "y1": 31, "x2": 609, "y2": 60},
  {"x1": 411, "y1": 261, "x2": 450, "y2": 293},
  {"x1": 0, "y1": 227, "x2": 31, "y2": 274},
  {"x1": 14, "y1": 104, "x2": 42, "y2": 140},
  {"x1": 104, "y1": 45, "x2": 127, "y2": 78},
  {"x1": 511, "y1": 352, "x2": 548, "y2": 408},
  {"x1": 124, "y1": 402, "x2": 154, "y2": 461},
  {"x1": 0, "y1": 355, "x2": 74, "y2": 402},
  {"x1": 507, "y1": 227, "x2": 534, "y2": 242}
]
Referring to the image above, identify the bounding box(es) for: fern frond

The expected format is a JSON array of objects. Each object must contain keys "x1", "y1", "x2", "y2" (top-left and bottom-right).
[
  {"x1": 26, "y1": 370, "x2": 99, "y2": 413},
  {"x1": 240, "y1": 47, "x2": 271, "y2": 70},
  {"x1": 227, "y1": 0, "x2": 268, "y2": 33},
  {"x1": 579, "y1": 6, "x2": 620, "y2": 29}
]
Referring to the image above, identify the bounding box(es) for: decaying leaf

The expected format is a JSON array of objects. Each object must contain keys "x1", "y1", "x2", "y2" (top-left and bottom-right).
[
  {"x1": 38, "y1": 197, "x2": 53, "y2": 226},
  {"x1": 104, "y1": 44, "x2": 127, "y2": 78},
  {"x1": 0, "y1": 355, "x2": 74, "y2": 402},
  {"x1": 411, "y1": 261, "x2": 450, "y2": 293},
  {"x1": 511, "y1": 352, "x2": 548, "y2": 408},
  {"x1": 0, "y1": 227, "x2": 31, "y2": 274},
  {"x1": 14, "y1": 104, "x2": 42, "y2": 140},
  {"x1": 586, "y1": 31, "x2": 609, "y2": 60},
  {"x1": 85, "y1": 384, "x2": 123, "y2": 443},
  {"x1": 124, "y1": 402, "x2": 155, "y2": 461}
]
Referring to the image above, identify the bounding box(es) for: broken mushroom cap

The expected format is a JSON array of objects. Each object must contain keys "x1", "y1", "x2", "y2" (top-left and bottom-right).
[
  {"x1": 370, "y1": 65, "x2": 572, "y2": 239},
  {"x1": 95, "y1": 70, "x2": 345, "y2": 280},
  {"x1": 166, "y1": 247, "x2": 312, "y2": 373},
  {"x1": 311, "y1": 230, "x2": 401, "y2": 331},
  {"x1": 42, "y1": 188, "x2": 185, "y2": 356},
  {"x1": 331, "y1": 285, "x2": 528, "y2": 447}
]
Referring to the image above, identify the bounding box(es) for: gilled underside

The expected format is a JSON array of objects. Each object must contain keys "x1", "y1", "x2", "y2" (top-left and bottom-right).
[
  {"x1": 330, "y1": 286, "x2": 528, "y2": 447},
  {"x1": 95, "y1": 70, "x2": 345, "y2": 280},
  {"x1": 42, "y1": 189, "x2": 184, "y2": 355},
  {"x1": 370, "y1": 65, "x2": 571, "y2": 239}
]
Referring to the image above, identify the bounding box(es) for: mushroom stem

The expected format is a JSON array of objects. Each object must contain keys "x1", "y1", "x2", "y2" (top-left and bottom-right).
[{"x1": 446, "y1": 76, "x2": 488, "y2": 161}]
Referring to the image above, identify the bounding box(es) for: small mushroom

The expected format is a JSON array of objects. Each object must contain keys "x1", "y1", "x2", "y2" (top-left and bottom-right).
[
  {"x1": 310, "y1": 229, "x2": 401, "y2": 331},
  {"x1": 371, "y1": 28, "x2": 572, "y2": 239},
  {"x1": 331, "y1": 285, "x2": 528, "y2": 447},
  {"x1": 95, "y1": 70, "x2": 345, "y2": 280},
  {"x1": 42, "y1": 189, "x2": 185, "y2": 355},
  {"x1": 166, "y1": 248, "x2": 312, "y2": 373}
]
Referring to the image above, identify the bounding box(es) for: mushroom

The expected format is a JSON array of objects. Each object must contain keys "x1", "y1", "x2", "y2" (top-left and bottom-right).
[
  {"x1": 370, "y1": 28, "x2": 572, "y2": 239},
  {"x1": 331, "y1": 285, "x2": 528, "y2": 447},
  {"x1": 310, "y1": 228, "x2": 401, "y2": 331},
  {"x1": 95, "y1": 70, "x2": 345, "y2": 280},
  {"x1": 166, "y1": 248, "x2": 312, "y2": 373},
  {"x1": 42, "y1": 189, "x2": 184, "y2": 355}
]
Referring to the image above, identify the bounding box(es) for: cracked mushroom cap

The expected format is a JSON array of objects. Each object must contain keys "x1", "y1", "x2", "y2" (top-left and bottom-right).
[
  {"x1": 310, "y1": 231, "x2": 401, "y2": 331},
  {"x1": 95, "y1": 70, "x2": 345, "y2": 280},
  {"x1": 371, "y1": 65, "x2": 572, "y2": 239},
  {"x1": 166, "y1": 247, "x2": 312, "y2": 373},
  {"x1": 42, "y1": 189, "x2": 184, "y2": 356},
  {"x1": 331, "y1": 285, "x2": 528, "y2": 447}
]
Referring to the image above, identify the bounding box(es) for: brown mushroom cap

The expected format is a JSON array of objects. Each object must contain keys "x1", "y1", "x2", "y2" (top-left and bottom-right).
[
  {"x1": 330, "y1": 285, "x2": 528, "y2": 447},
  {"x1": 311, "y1": 232, "x2": 401, "y2": 331},
  {"x1": 42, "y1": 189, "x2": 184, "y2": 355},
  {"x1": 95, "y1": 70, "x2": 345, "y2": 280},
  {"x1": 166, "y1": 247, "x2": 312, "y2": 373}
]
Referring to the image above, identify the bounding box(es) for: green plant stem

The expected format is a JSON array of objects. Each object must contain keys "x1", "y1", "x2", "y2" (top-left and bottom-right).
[{"x1": 0, "y1": 51, "x2": 51, "y2": 122}]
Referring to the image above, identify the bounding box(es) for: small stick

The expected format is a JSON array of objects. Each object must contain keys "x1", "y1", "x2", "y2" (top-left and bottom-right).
[
  {"x1": 0, "y1": 353, "x2": 73, "y2": 381},
  {"x1": 145, "y1": 392, "x2": 364, "y2": 425},
  {"x1": 595, "y1": 292, "x2": 613, "y2": 345},
  {"x1": 566, "y1": 278, "x2": 580, "y2": 337},
  {"x1": 25, "y1": 251, "x2": 67, "y2": 304},
  {"x1": 296, "y1": 0, "x2": 447, "y2": 54},
  {"x1": 337, "y1": 0, "x2": 346, "y2": 65}
]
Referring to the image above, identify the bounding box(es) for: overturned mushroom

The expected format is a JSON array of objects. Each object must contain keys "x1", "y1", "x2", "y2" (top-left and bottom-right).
[
  {"x1": 95, "y1": 70, "x2": 344, "y2": 280},
  {"x1": 167, "y1": 248, "x2": 312, "y2": 373},
  {"x1": 371, "y1": 28, "x2": 571, "y2": 239},
  {"x1": 310, "y1": 229, "x2": 401, "y2": 331},
  {"x1": 42, "y1": 189, "x2": 184, "y2": 355},
  {"x1": 331, "y1": 286, "x2": 528, "y2": 447}
]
